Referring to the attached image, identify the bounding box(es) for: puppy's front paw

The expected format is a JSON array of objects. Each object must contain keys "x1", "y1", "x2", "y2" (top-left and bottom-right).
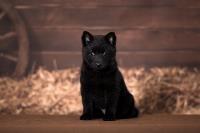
[
  {"x1": 80, "y1": 113, "x2": 93, "y2": 120},
  {"x1": 103, "y1": 113, "x2": 116, "y2": 121}
]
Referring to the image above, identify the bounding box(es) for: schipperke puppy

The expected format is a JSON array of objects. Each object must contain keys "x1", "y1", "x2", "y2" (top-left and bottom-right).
[{"x1": 80, "y1": 31, "x2": 139, "y2": 121}]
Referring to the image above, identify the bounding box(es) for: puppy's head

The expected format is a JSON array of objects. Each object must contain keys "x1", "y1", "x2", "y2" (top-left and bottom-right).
[{"x1": 81, "y1": 31, "x2": 116, "y2": 71}]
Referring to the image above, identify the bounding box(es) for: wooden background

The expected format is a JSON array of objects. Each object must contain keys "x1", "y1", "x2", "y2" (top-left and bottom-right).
[{"x1": 2, "y1": 0, "x2": 200, "y2": 70}]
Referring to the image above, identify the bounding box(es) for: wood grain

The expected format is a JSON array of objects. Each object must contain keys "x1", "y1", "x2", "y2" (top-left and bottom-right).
[
  {"x1": 10, "y1": 0, "x2": 200, "y2": 8},
  {"x1": 28, "y1": 29, "x2": 200, "y2": 52},
  {"x1": 0, "y1": 115, "x2": 199, "y2": 133},
  {"x1": 14, "y1": 7, "x2": 200, "y2": 29}
]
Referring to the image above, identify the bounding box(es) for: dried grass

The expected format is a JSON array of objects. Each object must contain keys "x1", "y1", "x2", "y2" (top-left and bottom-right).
[{"x1": 0, "y1": 67, "x2": 199, "y2": 115}]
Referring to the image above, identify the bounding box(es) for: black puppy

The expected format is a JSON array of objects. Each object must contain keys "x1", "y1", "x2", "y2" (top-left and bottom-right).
[{"x1": 80, "y1": 31, "x2": 139, "y2": 121}]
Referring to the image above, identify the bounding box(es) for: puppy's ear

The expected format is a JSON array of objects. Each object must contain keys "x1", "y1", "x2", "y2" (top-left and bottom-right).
[
  {"x1": 105, "y1": 32, "x2": 116, "y2": 46},
  {"x1": 82, "y1": 31, "x2": 93, "y2": 47}
]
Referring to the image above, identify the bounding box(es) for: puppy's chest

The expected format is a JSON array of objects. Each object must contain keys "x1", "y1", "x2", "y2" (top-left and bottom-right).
[
  {"x1": 86, "y1": 74, "x2": 115, "y2": 108},
  {"x1": 89, "y1": 75, "x2": 114, "y2": 86},
  {"x1": 92, "y1": 88, "x2": 107, "y2": 109}
]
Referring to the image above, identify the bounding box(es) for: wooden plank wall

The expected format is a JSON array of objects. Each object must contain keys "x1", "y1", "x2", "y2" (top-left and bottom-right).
[{"x1": 6, "y1": 0, "x2": 200, "y2": 69}]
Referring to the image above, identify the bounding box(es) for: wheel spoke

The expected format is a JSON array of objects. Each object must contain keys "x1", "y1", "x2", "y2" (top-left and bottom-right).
[
  {"x1": 0, "y1": 52, "x2": 18, "y2": 62},
  {"x1": 0, "y1": 11, "x2": 6, "y2": 20},
  {"x1": 0, "y1": 32, "x2": 16, "y2": 41}
]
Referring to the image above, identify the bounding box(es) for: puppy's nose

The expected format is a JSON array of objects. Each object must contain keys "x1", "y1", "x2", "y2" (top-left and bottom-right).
[{"x1": 96, "y1": 63, "x2": 101, "y2": 67}]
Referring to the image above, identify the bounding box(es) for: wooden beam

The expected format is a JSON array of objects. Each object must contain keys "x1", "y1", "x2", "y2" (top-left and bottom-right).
[
  {"x1": 30, "y1": 51, "x2": 200, "y2": 69},
  {"x1": 0, "y1": 115, "x2": 199, "y2": 133}
]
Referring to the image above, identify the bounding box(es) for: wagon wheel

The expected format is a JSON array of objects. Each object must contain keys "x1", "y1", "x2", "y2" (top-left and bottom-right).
[{"x1": 0, "y1": 0, "x2": 29, "y2": 78}]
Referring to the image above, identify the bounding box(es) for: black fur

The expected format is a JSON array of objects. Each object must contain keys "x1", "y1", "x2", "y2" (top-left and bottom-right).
[{"x1": 80, "y1": 31, "x2": 139, "y2": 121}]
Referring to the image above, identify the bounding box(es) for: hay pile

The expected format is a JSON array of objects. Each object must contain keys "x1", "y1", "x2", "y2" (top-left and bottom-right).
[
  {"x1": 121, "y1": 67, "x2": 200, "y2": 114},
  {"x1": 0, "y1": 67, "x2": 199, "y2": 115},
  {"x1": 0, "y1": 68, "x2": 82, "y2": 115}
]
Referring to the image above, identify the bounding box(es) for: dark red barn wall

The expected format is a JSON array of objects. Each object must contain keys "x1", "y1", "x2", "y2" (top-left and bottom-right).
[{"x1": 7, "y1": 0, "x2": 200, "y2": 69}]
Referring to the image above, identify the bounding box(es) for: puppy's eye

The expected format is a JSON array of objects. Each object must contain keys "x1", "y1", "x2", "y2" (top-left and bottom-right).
[{"x1": 91, "y1": 52, "x2": 95, "y2": 56}]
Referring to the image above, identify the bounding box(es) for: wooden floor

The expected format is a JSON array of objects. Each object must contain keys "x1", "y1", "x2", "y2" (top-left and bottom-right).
[{"x1": 0, "y1": 114, "x2": 199, "y2": 133}]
